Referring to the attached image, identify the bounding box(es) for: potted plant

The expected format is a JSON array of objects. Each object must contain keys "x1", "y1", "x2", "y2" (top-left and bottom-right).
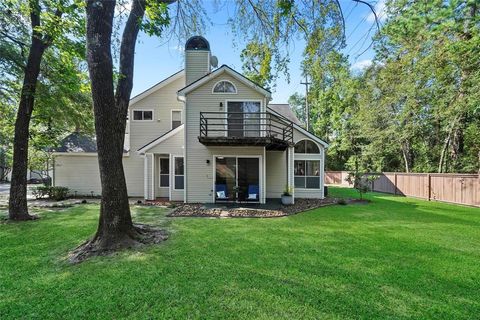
[{"x1": 281, "y1": 185, "x2": 293, "y2": 205}]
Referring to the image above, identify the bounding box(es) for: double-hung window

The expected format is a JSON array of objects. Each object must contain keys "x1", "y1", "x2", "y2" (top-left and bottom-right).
[
  {"x1": 133, "y1": 110, "x2": 153, "y2": 121},
  {"x1": 174, "y1": 157, "x2": 184, "y2": 190},
  {"x1": 171, "y1": 110, "x2": 182, "y2": 129}
]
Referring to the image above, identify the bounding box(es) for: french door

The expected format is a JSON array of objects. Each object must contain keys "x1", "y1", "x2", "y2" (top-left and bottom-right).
[
  {"x1": 227, "y1": 101, "x2": 261, "y2": 137},
  {"x1": 215, "y1": 156, "x2": 260, "y2": 202}
]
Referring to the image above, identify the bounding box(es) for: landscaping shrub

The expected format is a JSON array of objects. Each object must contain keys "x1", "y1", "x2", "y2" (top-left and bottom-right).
[
  {"x1": 32, "y1": 186, "x2": 69, "y2": 201},
  {"x1": 32, "y1": 186, "x2": 50, "y2": 199},
  {"x1": 50, "y1": 187, "x2": 69, "y2": 201}
]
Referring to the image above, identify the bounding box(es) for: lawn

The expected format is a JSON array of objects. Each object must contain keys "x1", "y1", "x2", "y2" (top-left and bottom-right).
[{"x1": 0, "y1": 187, "x2": 479, "y2": 319}]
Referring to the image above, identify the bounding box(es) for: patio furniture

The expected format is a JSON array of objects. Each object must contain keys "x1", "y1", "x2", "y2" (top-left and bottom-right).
[
  {"x1": 247, "y1": 184, "x2": 259, "y2": 201},
  {"x1": 216, "y1": 184, "x2": 228, "y2": 200}
]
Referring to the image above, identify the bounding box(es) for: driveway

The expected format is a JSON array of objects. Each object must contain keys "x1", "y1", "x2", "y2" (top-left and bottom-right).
[
  {"x1": 0, "y1": 183, "x2": 9, "y2": 198},
  {"x1": 0, "y1": 183, "x2": 37, "y2": 200}
]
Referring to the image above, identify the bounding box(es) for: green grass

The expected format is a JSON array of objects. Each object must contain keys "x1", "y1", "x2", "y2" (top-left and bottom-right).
[{"x1": 1, "y1": 188, "x2": 479, "y2": 319}]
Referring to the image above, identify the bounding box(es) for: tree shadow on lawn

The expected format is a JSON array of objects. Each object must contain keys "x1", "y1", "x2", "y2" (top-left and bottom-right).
[{"x1": 1, "y1": 198, "x2": 480, "y2": 319}]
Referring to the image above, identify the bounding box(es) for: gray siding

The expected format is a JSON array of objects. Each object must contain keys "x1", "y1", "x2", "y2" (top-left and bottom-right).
[
  {"x1": 56, "y1": 75, "x2": 186, "y2": 198},
  {"x1": 185, "y1": 73, "x2": 266, "y2": 203},
  {"x1": 266, "y1": 151, "x2": 287, "y2": 198},
  {"x1": 185, "y1": 51, "x2": 210, "y2": 85}
]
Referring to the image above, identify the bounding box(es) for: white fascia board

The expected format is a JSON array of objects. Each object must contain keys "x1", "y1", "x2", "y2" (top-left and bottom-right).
[
  {"x1": 52, "y1": 152, "x2": 130, "y2": 157},
  {"x1": 177, "y1": 66, "x2": 271, "y2": 99},
  {"x1": 130, "y1": 70, "x2": 184, "y2": 106},
  {"x1": 136, "y1": 125, "x2": 184, "y2": 154}
]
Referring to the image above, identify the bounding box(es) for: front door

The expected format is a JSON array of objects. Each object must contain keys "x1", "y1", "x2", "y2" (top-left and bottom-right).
[{"x1": 215, "y1": 156, "x2": 260, "y2": 202}]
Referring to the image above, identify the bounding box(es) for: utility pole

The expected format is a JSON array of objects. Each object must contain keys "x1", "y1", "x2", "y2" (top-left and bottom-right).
[{"x1": 300, "y1": 75, "x2": 311, "y2": 131}]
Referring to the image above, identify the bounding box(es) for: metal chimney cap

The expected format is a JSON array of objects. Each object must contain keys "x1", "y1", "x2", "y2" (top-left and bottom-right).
[{"x1": 185, "y1": 36, "x2": 210, "y2": 51}]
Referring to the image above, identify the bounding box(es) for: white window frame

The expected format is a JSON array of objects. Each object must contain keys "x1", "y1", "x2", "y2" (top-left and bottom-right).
[
  {"x1": 158, "y1": 157, "x2": 169, "y2": 188},
  {"x1": 170, "y1": 109, "x2": 183, "y2": 130},
  {"x1": 173, "y1": 156, "x2": 184, "y2": 190},
  {"x1": 132, "y1": 109, "x2": 154, "y2": 122},
  {"x1": 212, "y1": 154, "x2": 263, "y2": 203},
  {"x1": 293, "y1": 159, "x2": 322, "y2": 190},
  {"x1": 212, "y1": 80, "x2": 237, "y2": 94},
  {"x1": 224, "y1": 99, "x2": 263, "y2": 138},
  {"x1": 294, "y1": 139, "x2": 321, "y2": 154}
]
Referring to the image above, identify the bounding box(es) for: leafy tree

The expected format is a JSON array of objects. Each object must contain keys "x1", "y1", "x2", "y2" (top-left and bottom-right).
[
  {"x1": 1, "y1": 0, "x2": 90, "y2": 220},
  {"x1": 71, "y1": 0, "x2": 346, "y2": 261}
]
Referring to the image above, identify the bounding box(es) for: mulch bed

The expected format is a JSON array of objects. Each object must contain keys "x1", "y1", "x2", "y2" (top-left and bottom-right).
[{"x1": 169, "y1": 198, "x2": 338, "y2": 218}]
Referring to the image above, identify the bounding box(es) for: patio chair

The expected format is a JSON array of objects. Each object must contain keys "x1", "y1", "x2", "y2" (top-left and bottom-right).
[
  {"x1": 215, "y1": 184, "x2": 228, "y2": 200},
  {"x1": 247, "y1": 185, "x2": 259, "y2": 201}
]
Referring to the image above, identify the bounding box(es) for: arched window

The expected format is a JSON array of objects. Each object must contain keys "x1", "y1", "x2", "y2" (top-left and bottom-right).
[
  {"x1": 213, "y1": 80, "x2": 237, "y2": 94},
  {"x1": 294, "y1": 139, "x2": 320, "y2": 154}
]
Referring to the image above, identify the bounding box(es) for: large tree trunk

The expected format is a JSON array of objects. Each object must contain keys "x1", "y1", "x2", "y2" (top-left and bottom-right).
[
  {"x1": 70, "y1": 0, "x2": 167, "y2": 262},
  {"x1": 8, "y1": 2, "x2": 48, "y2": 221}
]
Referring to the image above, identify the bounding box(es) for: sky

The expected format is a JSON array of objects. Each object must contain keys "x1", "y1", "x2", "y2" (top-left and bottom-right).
[{"x1": 130, "y1": 0, "x2": 386, "y2": 103}]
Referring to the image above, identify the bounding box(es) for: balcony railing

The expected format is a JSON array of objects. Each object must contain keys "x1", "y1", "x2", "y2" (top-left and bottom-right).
[{"x1": 199, "y1": 112, "x2": 294, "y2": 150}]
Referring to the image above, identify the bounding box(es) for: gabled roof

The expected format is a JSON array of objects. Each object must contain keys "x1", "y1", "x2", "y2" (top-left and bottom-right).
[
  {"x1": 130, "y1": 70, "x2": 184, "y2": 105},
  {"x1": 54, "y1": 132, "x2": 97, "y2": 153},
  {"x1": 268, "y1": 104, "x2": 301, "y2": 126},
  {"x1": 136, "y1": 124, "x2": 184, "y2": 154},
  {"x1": 177, "y1": 65, "x2": 272, "y2": 99},
  {"x1": 266, "y1": 107, "x2": 329, "y2": 148}
]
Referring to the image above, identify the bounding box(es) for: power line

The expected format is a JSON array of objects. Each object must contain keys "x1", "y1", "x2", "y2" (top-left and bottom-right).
[{"x1": 300, "y1": 75, "x2": 311, "y2": 131}]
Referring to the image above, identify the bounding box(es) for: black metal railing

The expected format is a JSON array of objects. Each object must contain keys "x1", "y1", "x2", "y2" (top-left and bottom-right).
[{"x1": 199, "y1": 112, "x2": 294, "y2": 143}]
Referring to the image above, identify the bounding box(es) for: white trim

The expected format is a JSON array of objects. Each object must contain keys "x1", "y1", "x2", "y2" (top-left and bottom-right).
[
  {"x1": 170, "y1": 109, "x2": 183, "y2": 130},
  {"x1": 212, "y1": 80, "x2": 237, "y2": 94},
  {"x1": 158, "y1": 156, "x2": 170, "y2": 188},
  {"x1": 143, "y1": 155, "x2": 148, "y2": 200},
  {"x1": 294, "y1": 139, "x2": 322, "y2": 155},
  {"x1": 130, "y1": 70, "x2": 184, "y2": 105},
  {"x1": 293, "y1": 159, "x2": 322, "y2": 191},
  {"x1": 266, "y1": 107, "x2": 329, "y2": 148},
  {"x1": 136, "y1": 124, "x2": 184, "y2": 154},
  {"x1": 173, "y1": 156, "x2": 185, "y2": 191},
  {"x1": 177, "y1": 66, "x2": 271, "y2": 99},
  {"x1": 52, "y1": 152, "x2": 130, "y2": 157},
  {"x1": 150, "y1": 153, "x2": 155, "y2": 199},
  {"x1": 131, "y1": 109, "x2": 155, "y2": 122},
  {"x1": 212, "y1": 155, "x2": 263, "y2": 204},
  {"x1": 263, "y1": 147, "x2": 266, "y2": 203}
]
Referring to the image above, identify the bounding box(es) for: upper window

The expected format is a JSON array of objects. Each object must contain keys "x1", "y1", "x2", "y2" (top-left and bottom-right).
[
  {"x1": 133, "y1": 110, "x2": 153, "y2": 121},
  {"x1": 294, "y1": 139, "x2": 320, "y2": 154},
  {"x1": 171, "y1": 110, "x2": 182, "y2": 129},
  {"x1": 213, "y1": 80, "x2": 237, "y2": 94}
]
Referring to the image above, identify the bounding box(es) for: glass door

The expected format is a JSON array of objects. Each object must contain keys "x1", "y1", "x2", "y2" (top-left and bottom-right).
[
  {"x1": 237, "y1": 158, "x2": 260, "y2": 202},
  {"x1": 215, "y1": 157, "x2": 236, "y2": 201},
  {"x1": 215, "y1": 157, "x2": 260, "y2": 202},
  {"x1": 227, "y1": 102, "x2": 244, "y2": 137},
  {"x1": 227, "y1": 102, "x2": 261, "y2": 137}
]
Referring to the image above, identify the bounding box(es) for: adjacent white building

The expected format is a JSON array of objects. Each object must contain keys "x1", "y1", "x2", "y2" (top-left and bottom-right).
[{"x1": 53, "y1": 36, "x2": 328, "y2": 203}]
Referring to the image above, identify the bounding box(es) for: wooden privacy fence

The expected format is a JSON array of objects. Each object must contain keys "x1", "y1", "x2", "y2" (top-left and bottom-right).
[
  {"x1": 325, "y1": 171, "x2": 480, "y2": 207},
  {"x1": 324, "y1": 171, "x2": 351, "y2": 186}
]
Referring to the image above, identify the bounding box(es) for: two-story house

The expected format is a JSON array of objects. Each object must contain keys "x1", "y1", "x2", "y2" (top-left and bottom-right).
[{"x1": 53, "y1": 36, "x2": 328, "y2": 204}]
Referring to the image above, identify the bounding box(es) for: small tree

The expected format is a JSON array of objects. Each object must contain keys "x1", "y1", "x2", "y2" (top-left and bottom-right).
[{"x1": 345, "y1": 172, "x2": 378, "y2": 200}]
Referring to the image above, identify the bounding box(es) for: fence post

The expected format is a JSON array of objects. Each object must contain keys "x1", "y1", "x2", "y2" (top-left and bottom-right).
[
  {"x1": 428, "y1": 173, "x2": 431, "y2": 201},
  {"x1": 394, "y1": 173, "x2": 397, "y2": 195}
]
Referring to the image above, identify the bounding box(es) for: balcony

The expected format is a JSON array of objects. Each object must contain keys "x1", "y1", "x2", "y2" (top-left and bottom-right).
[{"x1": 199, "y1": 112, "x2": 294, "y2": 151}]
